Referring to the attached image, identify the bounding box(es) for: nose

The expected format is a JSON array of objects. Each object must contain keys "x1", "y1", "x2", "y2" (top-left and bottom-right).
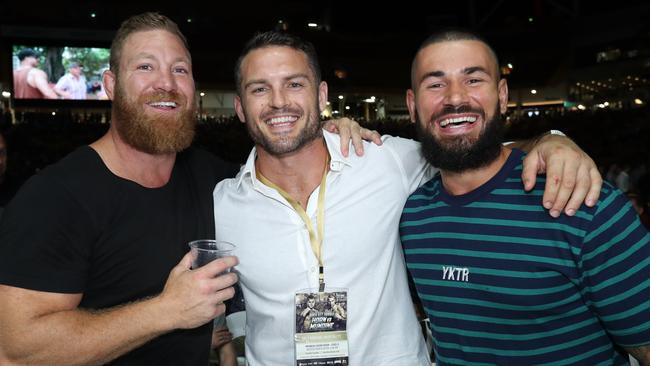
[
  {"x1": 270, "y1": 89, "x2": 289, "y2": 109},
  {"x1": 443, "y1": 80, "x2": 470, "y2": 108},
  {"x1": 153, "y1": 69, "x2": 177, "y2": 92}
]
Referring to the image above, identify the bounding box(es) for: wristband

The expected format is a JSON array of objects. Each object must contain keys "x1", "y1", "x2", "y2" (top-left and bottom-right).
[{"x1": 550, "y1": 129, "x2": 566, "y2": 137}]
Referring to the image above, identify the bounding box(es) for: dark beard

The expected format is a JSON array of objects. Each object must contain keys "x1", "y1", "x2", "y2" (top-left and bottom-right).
[
  {"x1": 112, "y1": 82, "x2": 197, "y2": 155},
  {"x1": 244, "y1": 100, "x2": 323, "y2": 156},
  {"x1": 415, "y1": 103, "x2": 504, "y2": 173}
]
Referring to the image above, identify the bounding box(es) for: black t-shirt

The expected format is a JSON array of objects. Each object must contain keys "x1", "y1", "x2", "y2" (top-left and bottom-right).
[{"x1": 0, "y1": 146, "x2": 239, "y2": 365}]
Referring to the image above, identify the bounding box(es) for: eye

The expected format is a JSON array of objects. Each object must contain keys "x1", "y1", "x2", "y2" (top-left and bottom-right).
[
  {"x1": 137, "y1": 64, "x2": 152, "y2": 71},
  {"x1": 174, "y1": 66, "x2": 189, "y2": 74},
  {"x1": 467, "y1": 78, "x2": 483, "y2": 85},
  {"x1": 426, "y1": 82, "x2": 444, "y2": 89},
  {"x1": 288, "y1": 82, "x2": 303, "y2": 89},
  {"x1": 251, "y1": 86, "x2": 268, "y2": 94}
]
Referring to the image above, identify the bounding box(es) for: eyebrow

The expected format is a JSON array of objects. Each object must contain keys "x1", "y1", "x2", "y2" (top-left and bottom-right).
[
  {"x1": 419, "y1": 66, "x2": 491, "y2": 84},
  {"x1": 129, "y1": 52, "x2": 190, "y2": 65},
  {"x1": 244, "y1": 73, "x2": 311, "y2": 90},
  {"x1": 463, "y1": 66, "x2": 490, "y2": 75}
]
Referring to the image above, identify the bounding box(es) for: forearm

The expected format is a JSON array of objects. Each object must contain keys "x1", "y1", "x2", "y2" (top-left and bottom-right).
[
  {"x1": 506, "y1": 137, "x2": 538, "y2": 152},
  {"x1": 3, "y1": 297, "x2": 172, "y2": 366},
  {"x1": 508, "y1": 130, "x2": 567, "y2": 153},
  {"x1": 218, "y1": 342, "x2": 238, "y2": 366}
]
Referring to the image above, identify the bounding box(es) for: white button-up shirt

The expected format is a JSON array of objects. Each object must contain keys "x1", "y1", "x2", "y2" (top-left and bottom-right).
[{"x1": 214, "y1": 130, "x2": 436, "y2": 365}]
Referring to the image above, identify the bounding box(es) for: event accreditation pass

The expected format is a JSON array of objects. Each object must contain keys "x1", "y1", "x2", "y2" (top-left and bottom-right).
[{"x1": 294, "y1": 290, "x2": 349, "y2": 365}]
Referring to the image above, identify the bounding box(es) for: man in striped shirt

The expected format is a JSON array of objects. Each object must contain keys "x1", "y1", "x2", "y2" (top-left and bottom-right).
[{"x1": 400, "y1": 29, "x2": 650, "y2": 365}]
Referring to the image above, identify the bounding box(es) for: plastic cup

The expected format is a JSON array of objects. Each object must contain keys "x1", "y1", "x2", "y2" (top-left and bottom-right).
[{"x1": 188, "y1": 239, "x2": 236, "y2": 269}]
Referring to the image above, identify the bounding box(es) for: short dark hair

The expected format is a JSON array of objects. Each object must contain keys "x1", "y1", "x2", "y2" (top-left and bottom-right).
[
  {"x1": 17, "y1": 48, "x2": 39, "y2": 61},
  {"x1": 110, "y1": 12, "x2": 189, "y2": 77},
  {"x1": 234, "y1": 31, "x2": 321, "y2": 95},
  {"x1": 411, "y1": 29, "x2": 501, "y2": 87}
]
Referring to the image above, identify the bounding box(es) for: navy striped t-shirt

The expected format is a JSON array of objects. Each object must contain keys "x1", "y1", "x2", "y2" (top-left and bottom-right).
[{"x1": 400, "y1": 149, "x2": 650, "y2": 365}]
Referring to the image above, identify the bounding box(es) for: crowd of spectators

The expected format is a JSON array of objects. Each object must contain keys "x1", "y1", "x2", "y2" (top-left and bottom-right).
[{"x1": 1, "y1": 106, "x2": 648, "y2": 214}]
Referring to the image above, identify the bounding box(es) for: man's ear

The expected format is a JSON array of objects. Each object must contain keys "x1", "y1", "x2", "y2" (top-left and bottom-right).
[
  {"x1": 406, "y1": 89, "x2": 417, "y2": 123},
  {"x1": 318, "y1": 81, "x2": 329, "y2": 113},
  {"x1": 234, "y1": 95, "x2": 246, "y2": 123},
  {"x1": 103, "y1": 70, "x2": 116, "y2": 101},
  {"x1": 498, "y1": 78, "x2": 509, "y2": 115}
]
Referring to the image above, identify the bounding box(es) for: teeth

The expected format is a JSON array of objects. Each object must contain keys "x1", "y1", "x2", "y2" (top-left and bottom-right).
[
  {"x1": 266, "y1": 116, "x2": 298, "y2": 125},
  {"x1": 440, "y1": 116, "x2": 477, "y2": 127},
  {"x1": 149, "y1": 101, "x2": 177, "y2": 108}
]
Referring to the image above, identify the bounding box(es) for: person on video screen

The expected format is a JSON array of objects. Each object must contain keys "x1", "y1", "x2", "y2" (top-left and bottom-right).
[
  {"x1": 55, "y1": 62, "x2": 88, "y2": 99},
  {"x1": 13, "y1": 48, "x2": 58, "y2": 99}
]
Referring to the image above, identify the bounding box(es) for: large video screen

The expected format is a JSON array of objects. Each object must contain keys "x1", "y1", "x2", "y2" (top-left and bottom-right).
[{"x1": 12, "y1": 45, "x2": 110, "y2": 100}]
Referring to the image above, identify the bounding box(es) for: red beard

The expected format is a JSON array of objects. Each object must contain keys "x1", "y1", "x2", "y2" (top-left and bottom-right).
[{"x1": 112, "y1": 83, "x2": 197, "y2": 155}]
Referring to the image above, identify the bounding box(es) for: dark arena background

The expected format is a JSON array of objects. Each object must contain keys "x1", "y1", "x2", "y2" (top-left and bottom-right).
[{"x1": 1, "y1": 0, "x2": 649, "y2": 205}]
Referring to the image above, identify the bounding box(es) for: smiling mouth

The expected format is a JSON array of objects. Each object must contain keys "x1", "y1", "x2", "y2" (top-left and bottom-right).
[
  {"x1": 147, "y1": 101, "x2": 179, "y2": 110},
  {"x1": 438, "y1": 115, "x2": 478, "y2": 128},
  {"x1": 264, "y1": 115, "x2": 299, "y2": 126}
]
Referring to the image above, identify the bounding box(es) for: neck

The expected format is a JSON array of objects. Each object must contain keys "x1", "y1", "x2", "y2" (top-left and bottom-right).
[
  {"x1": 440, "y1": 147, "x2": 511, "y2": 196},
  {"x1": 255, "y1": 138, "x2": 329, "y2": 208},
  {"x1": 90, "y1": 123, "x2": 176, "y2": 188}
]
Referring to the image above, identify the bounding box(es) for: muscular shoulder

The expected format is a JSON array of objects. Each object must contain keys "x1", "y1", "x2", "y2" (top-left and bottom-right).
[
  {"x1": 5, "y1": 147, "x2": 108, "y2": 214},
  {"x1": 27, "y1": 68, "x2": 48, "y2": 81}
]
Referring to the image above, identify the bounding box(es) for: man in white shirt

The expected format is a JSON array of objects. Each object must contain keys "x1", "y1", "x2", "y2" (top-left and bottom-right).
[{"x1": 213, "y1": 31, "x2": 601, "y2": 365}]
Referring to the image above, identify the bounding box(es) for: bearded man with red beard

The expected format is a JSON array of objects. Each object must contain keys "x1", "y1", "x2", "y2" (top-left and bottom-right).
[{"x1": 0, "y1": 13, "x2": 240, "y2": 365}]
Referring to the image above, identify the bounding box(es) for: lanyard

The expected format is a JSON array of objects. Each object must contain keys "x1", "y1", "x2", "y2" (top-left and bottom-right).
[{"x1": 256, "y1": 156, "x2": 329, "y2": 292}]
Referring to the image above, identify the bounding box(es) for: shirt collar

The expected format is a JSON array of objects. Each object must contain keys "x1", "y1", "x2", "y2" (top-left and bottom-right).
[
  {"x1": 235, "y1": 146, "x2": 259, "y2": 190},
  {"x1": 322, "y1": 129, "x2": 354, "y2": 173},
  {"x1": 235, "y1": 129, "x2": 354, "y2": 189}
]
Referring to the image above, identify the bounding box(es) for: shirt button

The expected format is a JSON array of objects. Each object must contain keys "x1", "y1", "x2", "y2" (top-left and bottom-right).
[{"x1": 310, "y1": 267, "x2": 317, "y2": 273}]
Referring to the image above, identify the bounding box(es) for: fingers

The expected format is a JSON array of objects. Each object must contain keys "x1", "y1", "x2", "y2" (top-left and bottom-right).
[
  {"x1": 210, "y1": 273, "x2": 238, "y2": 295},
  {"x1": 338, "y1": 122, "x2": 352, "y2": 157},
  {"x1": 350, "y1": 123, "x2": 364, "y2": 157},
  {"x1": 177, "y1": 251, "x2": 194, "y2": 271},
  {"x1": 541, "y1": 155, "x2": 563, "y2": 217},
  {"x1": 211, "y1": 329, "x2": 234, "y2": 348},
  {"x1": 361, "y1": 128, "x2": 382, "y2": 146},
  {"x1": 322, "y1": 120, "x2": 338, "y2": 133},
  {"x1": 214, "y1": 285, "x2": 236, "y2": 304},
  {"x1": 521, "y1": 153, "x2": 542, "y2": 191},
  {"x1": 585, "y1": 165, "x2": 603, "y2": 207},
  {"x1": 561, "y1": 162, "x2": 591, "y2": 216},
  {"x1": 200, "y1": 256, "x2": 239, "y2": 278}
]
